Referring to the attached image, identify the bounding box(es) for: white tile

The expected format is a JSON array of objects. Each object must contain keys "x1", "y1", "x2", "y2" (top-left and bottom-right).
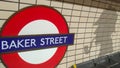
[
  {"x1": 88, "y1": 18, "x2": 95, "y2": 22},
  {"x1": 76, "y1": 59, "x2": 83, "y2": 64},
  {"x1": 90, "y1": 7, "x2": 97, "y2": 12},
  {"x1": 57, "y1": 64, "x2": 67, "y2": 68},
  {"x1": 82, "y1": 6, "x2": 90, "y2": 11},
  {"x1": 20, "y1": 0, "x2": 35, "y2": 4},
  {"x1": 54, "y1": 8, "x2": 62, "y2": 13},
  {"x1": 76, "y1": 49, "x2": 83, "y2": 54},
  {"x1": 69, "y1": 28, "x2": 78, "y2": 33},
  {"x1": 71, "y1": 17, "x2": 80, "y2": 22},
  {"x1": 63, "y1": 3, "x2": 73, "y2": 9},
  {"x1": 0, "y1": 1, "x2": 18, "y2": 10},
  {"x1": 37, "y1": 0, "x2": 50, "y2": 6},
  {"x1": 97, "y1": 9, "x2": 104, "y2": 13},
  {"x1": 67, "y1": 56, "x2": 75, "y2": 62},
  {"x1": 51, "y1": 1, "x2": 62, "y2": 8},
  {"x1": 81, "y1": 11, "x2": 89, "y2": 17},
  {"x1": 68, "y1": 50, "x2": 75, "y2": 56},
  {"x1": 20, "y1": 4, "x2": 32, "y2": 9},
  {"x1": 0, "y1": 11, "x2": 14, "y2": 19},
  {"x1": 73, "y1": 5, "x2": 82, "y2": 10},
  {"x1": 62, "y1": 9, "x2": 72, "y2": 15},
  {"x1": 89, "y1": 12, "x2": 96, "y2": 17},
  {"x1": 67, "y1": 61, "x2": 75, "y2": 68},
  {"x1": 68, "y1": 45, "x2": 75, "y2": 50},
  {"x1": 71, "y1": 23, "x2": 79, "y2": 27},
  {"x1": 72, "y1": 10, "x2": 81, "y2": 16},
  {"x1": 80, "y1": 17, "x2": 88, "y2": 22}
]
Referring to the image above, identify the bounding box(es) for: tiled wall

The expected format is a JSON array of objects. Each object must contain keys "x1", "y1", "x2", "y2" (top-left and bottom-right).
[{"x1": 0, "y1": 0, "x2": 120, "y2": 68}]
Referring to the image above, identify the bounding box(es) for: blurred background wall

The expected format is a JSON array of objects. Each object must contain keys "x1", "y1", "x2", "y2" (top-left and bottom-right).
[{"x1": 0, "y1": 0, "x2": 120, "y2": 68}]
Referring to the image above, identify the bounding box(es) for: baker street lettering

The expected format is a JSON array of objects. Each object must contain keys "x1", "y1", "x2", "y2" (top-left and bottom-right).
[{"x1": 0, "y1": 34, "x2": 74, "y2": 53}]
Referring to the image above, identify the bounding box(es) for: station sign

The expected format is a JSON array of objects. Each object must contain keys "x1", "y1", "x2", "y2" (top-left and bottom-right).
[{"x1": 0, "y1": 5, "x2": 74, "y2": 68}]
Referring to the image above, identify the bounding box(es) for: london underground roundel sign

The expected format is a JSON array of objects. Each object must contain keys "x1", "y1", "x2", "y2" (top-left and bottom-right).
[{"x1": 0, "y1": 6, "x2": 73, "y2": 68}]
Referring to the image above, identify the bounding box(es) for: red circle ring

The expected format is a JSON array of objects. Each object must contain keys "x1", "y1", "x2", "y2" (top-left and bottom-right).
[{"x1": 0, "y1": 5, "x2": 68, "y2": 68}]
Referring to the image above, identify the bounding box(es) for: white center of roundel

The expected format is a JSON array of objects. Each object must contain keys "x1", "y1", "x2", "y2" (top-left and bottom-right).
[{"x1": 18, "y1": 20, "x2": 58, "y2": 64}]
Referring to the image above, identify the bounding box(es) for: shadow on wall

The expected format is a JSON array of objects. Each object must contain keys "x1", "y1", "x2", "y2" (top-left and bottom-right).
[{"x1": 84, "y1": 6, "x2": 118, "y2": 57}]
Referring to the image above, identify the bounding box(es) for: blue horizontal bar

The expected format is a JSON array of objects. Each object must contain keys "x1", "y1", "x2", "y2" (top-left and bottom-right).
[{"x1": 0, "y1": 34, "x2": 74, "y2": 53}]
